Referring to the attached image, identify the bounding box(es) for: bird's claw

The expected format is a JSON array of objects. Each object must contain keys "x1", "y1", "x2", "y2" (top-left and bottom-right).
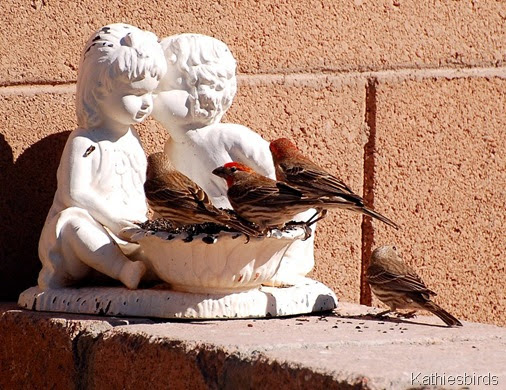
[
  {"x1": 396, "y1": 311, "x2": 417, "y2": 319},
  {"x1": 374, "y1": 309, "x2": 392, "y2": 319},
  {"x1": 305, "y1": 209, "x2": 328, "y2": 227},
  {"x1": 302, "y1": 224, "x2": 312, "y2": 241},
  {"x1": 284, "y1": 221, "x2": 312, "y2": 240}
]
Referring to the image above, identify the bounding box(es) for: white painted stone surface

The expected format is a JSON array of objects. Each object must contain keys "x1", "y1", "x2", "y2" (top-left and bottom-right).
[{"x1": 18, "y1": 278, "x2": 337, "y2": 319}]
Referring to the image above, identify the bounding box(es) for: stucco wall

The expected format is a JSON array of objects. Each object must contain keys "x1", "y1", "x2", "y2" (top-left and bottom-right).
[{"x1": 0, "y1": 1, "x2": 504, "y2": 325}]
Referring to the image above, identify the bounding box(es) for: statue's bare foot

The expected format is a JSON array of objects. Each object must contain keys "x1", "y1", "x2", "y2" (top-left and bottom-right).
[{"x1": 119, "y1": 261, "x2": 146, "y2": 289}]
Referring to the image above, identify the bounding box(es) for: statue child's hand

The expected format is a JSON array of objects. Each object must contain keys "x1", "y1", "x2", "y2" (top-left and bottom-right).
[{"x1": 115, "y1": 219, "x2": 143, "y2": 242}]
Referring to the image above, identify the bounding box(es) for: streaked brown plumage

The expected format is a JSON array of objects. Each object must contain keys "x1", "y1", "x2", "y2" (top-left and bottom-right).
[
  {"x1": 269, "y1": 137, "x2": 399, "y2": 229},
  {"x1": 144, "y1": 152, "x2": 260, "y2": 237},
  {"x1": 212, "y1": 162, "x2": 318, "y2": 234},
  {"x1": 366, "y1": 245, "x2": 462, "y2": 327}
]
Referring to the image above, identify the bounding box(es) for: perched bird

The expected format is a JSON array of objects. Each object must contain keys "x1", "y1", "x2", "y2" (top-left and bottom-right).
[
  {"x1": 366, "y1": 245, "x2": 462, "y2": 327},
  {"x1": 269, "y1": 137, "x2": 399, "y2": 229},
  {"x1": 144, "y1": 152, "x2": 259, "y2": 237},
  {"x1": 212, "y1": 162, "x2": 319, "y2": 235}
]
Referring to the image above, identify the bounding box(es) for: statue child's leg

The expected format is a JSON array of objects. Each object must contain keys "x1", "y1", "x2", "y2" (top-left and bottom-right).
[{"x1": 60, "y1": 216, "x2": 146, "y2": 289}]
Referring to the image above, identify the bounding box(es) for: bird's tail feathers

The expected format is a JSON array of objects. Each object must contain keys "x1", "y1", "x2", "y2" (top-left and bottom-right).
[
  {"x1": 215, "y1": 214, "x2": 263, "y2": 238},
  {"x1": 362, "y1": 207, "x2": 400, "y2": 230},
  {"x1": 425, "y1": 301, "x2": 463, "y2": 327}
]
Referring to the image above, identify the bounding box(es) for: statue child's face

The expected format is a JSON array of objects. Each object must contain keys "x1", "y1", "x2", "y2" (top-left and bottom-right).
[{"x1": 99, "y1": 73, "x2": 160, "y2": 127}]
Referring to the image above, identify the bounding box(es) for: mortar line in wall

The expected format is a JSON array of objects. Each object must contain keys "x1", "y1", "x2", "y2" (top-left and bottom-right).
[
  {"x1": 1, "y1": 66, "x2": 505, "y2": 95},
  {"x1": 237, "y1": 65, "x2": 506, "y2": 87},
  {"x1": 242, "y1": 65, "x2": 506, "y2": 79},
  {"x1": 360, "y1": 78, "x2": 378, "y2": 307},
  {"x1": 0, "y1": 83, "x2": 76, "y2": 96}
]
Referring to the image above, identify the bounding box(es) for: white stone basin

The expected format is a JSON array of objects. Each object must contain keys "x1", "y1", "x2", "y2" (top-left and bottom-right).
[{"x1": 121, "y1": 226, "x2": 306, "y2": 294}]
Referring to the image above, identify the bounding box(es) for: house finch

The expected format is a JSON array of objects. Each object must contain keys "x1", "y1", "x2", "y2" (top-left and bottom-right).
[
  {"x1": 366, "y1": 245, "x2": 462, "y2": 327},
  {"x1": 212, "y1": 162, "x2": 319, "y2": 235},
  {"x1": 144, "y1": 152, "x2": 259, "y2": 237},
  {"x1": 269, "y1": 137, "x2": 399, "y2": 229}
]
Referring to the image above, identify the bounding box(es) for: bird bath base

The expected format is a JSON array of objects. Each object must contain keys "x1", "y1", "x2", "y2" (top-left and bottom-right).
[{"x1": 18, "y1": 278, "x2": 337, "y2": 319}]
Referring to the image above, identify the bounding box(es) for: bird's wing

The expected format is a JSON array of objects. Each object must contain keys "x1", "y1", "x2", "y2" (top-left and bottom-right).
[
  {"x1": 367, "y1": 264, "x2": 433, "y2": 294},
  {"x1": 280, "y1": 162, "x2": 362, "y2": 202},
  {"x1": 187, "y1": 184, "x2": 222, "y2": 215},
  {"x1": 228, "y1": 179, "x2": 306, "y2": 207},
  {"x1": 275, "y1": 181, "x2": 304, "y2": 197},
  {"x1": 145, "y1": 182, "x2": 194, "y2": 208},
  {"x1": 144, "y1": 178, "x2": 212, "y2": 213},
  {"x1": 228, "y1": 183, "x2": 283, "y2": 204}
]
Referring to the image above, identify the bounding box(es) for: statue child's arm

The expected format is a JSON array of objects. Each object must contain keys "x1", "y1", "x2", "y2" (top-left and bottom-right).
[
  {"x1": 225, "y1": 125, "x2": 276, "y2": 179},
  {"x1": 62, "y1": 135, "x2": 135, "y2": 235}
]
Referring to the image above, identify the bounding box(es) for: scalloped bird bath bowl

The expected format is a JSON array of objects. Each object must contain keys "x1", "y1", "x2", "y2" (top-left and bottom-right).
[{"x1": 121, "y1": 226, "x2": 306, "y2": 294}]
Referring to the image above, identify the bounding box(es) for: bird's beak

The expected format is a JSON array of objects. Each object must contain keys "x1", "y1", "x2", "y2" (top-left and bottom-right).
[{"x1": 212, "y1": 166, "x2": 226, "y2": 178}]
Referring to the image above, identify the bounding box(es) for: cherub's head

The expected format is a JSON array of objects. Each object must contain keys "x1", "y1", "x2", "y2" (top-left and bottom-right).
[
  {"x1": 152, "y1": 34, "x2": 237, "y2": 128},
  {"x1": 76, "y1": 23, "x2": 167, "y2": 129}
]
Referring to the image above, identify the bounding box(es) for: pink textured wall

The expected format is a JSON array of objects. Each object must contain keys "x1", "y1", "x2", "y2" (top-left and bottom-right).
[{"x1": 0, "y1": 1, "x2": 504, "y2": 325}]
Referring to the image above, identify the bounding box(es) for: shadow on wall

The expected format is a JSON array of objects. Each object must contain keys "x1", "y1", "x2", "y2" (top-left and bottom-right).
[{"x1": 0, "y1": 131, "x2": 70, "y2": 301}]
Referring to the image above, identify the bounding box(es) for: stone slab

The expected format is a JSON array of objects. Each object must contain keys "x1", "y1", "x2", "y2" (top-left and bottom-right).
[
  {"x1": 18, "y1": 278, "x2": 337, "y2": 319},
  {"x1": 4, "y1": 302, "x2": 504, "y2": 389},
  {"x1": 0, "y1": 304, "x2": 115, "y2": 390},
  {"x1": 88, "y1": 302, "x2": 506, "y2": 389}
]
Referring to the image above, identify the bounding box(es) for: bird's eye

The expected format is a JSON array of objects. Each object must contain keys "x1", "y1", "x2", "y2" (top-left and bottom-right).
[{"x1": 230, "y1": 167, "x2": 237, "y2": 173}]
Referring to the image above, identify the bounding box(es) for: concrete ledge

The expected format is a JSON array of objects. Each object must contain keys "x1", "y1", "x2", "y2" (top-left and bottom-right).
[{"x1": 1, "y1": 302, "x2": 504, "y2": 389}]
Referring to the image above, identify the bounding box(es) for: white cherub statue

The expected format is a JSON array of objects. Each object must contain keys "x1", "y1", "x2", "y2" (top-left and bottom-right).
[
  {"x1": 151, "y1": 33, "x2": 315, "y2": 285},
  {"x1": 37, "y1": 23, "x2": 167, "y2": 290}
]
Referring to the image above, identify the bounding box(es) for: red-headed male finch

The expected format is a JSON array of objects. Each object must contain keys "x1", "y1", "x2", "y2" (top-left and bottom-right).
[
  {"x1": 366, "y1": 245, "x2": 462, "y2": 327},
  {"x1": 212, "y1": 162, "x2": 320, "y2": 236},
  {"x1": 269, "y1": 137, "x2": 399, "y2": 229},
  {"x1": 144, "y1": 152, "x2": 260, "y2": 237}
]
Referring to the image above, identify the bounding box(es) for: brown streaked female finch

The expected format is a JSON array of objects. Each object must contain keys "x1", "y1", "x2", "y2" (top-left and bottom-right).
[
  {"x1": 269, "y1": 137, "x2": 399, "y2": 229},
  {"x1": 212, "y1": 162, "x2": 320, "y2": 236},
  {"x1": 144, "y1": 152, "x2": 260, "y2": 237},
  {"x1": 366, "y1": 245, "x2": 462, "y2": 327}
]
